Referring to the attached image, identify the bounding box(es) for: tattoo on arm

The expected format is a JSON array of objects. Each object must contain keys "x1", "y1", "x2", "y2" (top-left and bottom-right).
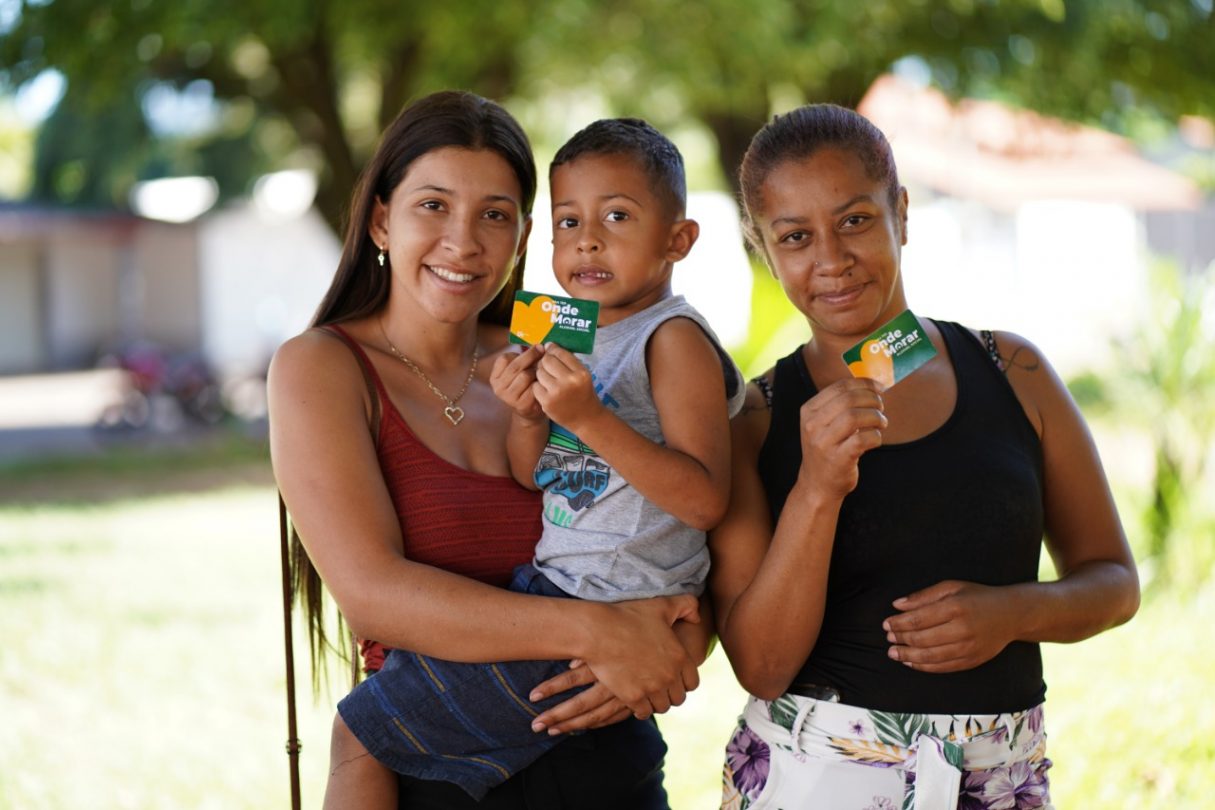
[{"x1": 1003, "y1": 346, "x2": 1041, "y2": 375}]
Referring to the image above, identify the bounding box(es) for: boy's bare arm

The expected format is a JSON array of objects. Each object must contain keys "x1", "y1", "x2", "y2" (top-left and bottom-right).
[
  {"x1": 491, "y1": 346, "x2": 549, "y2": 489},
  {"x1": 533, "y1": 319, "x2": 731, "y2": 530},
  {"x1": 505, "y1": 413, "x2": 549, "y2": 490}
]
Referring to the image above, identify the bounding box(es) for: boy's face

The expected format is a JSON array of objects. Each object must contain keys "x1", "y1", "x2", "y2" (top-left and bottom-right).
[{"x1": 549, "y1": 153, "x2": 688, "y2": 326}]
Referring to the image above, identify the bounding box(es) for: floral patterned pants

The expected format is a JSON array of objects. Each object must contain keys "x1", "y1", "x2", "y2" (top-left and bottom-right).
[{"x1": 721, "y1": 695, "x2": 1053, "y2": 810}]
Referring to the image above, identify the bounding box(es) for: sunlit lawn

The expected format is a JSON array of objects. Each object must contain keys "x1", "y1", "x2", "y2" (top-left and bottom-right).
[{"x1": 1, "y1": 449, "x2": 1212, "y2": 809}]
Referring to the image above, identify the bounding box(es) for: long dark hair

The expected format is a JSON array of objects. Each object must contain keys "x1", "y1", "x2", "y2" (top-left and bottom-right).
[
  {"x1": 293, "y1": 91, "x2": 536, "y2": 689},
  {"x1": 312, "y1": 90, "x2": 537, "y2": 328}
]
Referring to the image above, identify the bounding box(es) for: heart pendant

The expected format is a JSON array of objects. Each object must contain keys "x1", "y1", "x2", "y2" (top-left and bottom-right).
[{"x1": 444, "y1": 405, "x2": 465, "y2": 426}]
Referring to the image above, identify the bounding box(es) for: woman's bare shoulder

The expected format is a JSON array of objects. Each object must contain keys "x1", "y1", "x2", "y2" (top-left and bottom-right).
[
  {"x1": 962, "y1": 327, "x2": 1044, "y2": 372},
  {"x1": 965, "y1": 326, "x2": 1062, "y2": 436},
  {"x1": 268, "y1": 326, "x2": 368, "y2": 403}
]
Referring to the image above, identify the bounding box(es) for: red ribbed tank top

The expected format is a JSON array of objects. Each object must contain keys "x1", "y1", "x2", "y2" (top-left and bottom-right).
[{"x1": 327, "y1": 325, "x2": 542, "y2": 671}]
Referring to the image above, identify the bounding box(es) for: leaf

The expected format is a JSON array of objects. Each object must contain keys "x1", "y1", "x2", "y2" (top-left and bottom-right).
[
  {"x1": 870, "y1": 711, "x2": 932, "y2": 748},
  {"x1": 1012, "y1": 715, "x2": 1026, "y2": 746},
  {"x1": 943, "y1": 739, "x2": 964, "y2": 769},
  {"x1": 768, "y1": 695, "x2": 801, "y2": 732},
  {"x1": 827, "y1": 736, "x2": 906, "y2": 764}
]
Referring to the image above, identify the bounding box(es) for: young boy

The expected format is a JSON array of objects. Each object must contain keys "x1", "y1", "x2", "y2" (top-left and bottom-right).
[{"x1": 328, "y1": 118, "x2": 744, "y2": 808}]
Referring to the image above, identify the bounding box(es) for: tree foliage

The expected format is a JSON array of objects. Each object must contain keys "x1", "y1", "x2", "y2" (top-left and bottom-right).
[
  {"x1": 565, "y1": 0, "x2": 1215, "y2": 185},
  {"x1": 2, "y1": 0, "x2": 539, "y2": 229},
  {"x1": 2, "y1": 0, "x2": 1211, "y2": 230}
]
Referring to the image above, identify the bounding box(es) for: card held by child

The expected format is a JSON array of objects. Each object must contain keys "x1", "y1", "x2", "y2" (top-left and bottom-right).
[
  {"x1": 509, "y1": 291, "x2": 599, "y2": 354},
  {"x1": 842, "y1": 309, "x2": 937, "y2": 388}
]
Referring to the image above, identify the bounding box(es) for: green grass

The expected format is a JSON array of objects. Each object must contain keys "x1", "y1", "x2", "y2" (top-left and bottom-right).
[
  {"x1": 0, "y1": 429, "x2": 272, "y2": 506},
  {"x1": 1, "y1": 454, "x2": 1212, "y2": 809}
]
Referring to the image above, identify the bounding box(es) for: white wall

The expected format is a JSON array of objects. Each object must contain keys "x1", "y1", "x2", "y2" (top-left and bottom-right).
[
  {"x1": 901, "y1": 198, "x2": 1144, "y2": 376},
  {"x1": 0, "y1": 242, "x2": 44, "y2": 373},
  {"x1": 133, "y1": 222, "x2": 202, "y2": 351},
  {"x1": 197, "y1": 205, "x2": 342, "y2": 377},
  {"x1": 44, "y1": 231, "x2": 123, "y2": 366}
]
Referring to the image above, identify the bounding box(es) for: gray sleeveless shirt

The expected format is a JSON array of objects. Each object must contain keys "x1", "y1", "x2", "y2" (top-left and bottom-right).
[{"x1": 532, "y1": 295, "x2": 745, "y2": 601}]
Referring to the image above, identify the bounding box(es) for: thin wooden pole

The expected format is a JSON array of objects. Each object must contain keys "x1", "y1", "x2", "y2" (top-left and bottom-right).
[{"x1": 279, "y1": 493, "x2": 302, "y2": 810}]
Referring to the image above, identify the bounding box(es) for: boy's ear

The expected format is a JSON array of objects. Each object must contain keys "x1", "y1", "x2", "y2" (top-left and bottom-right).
[{"x1": 665, "y1": 218, "x2": 700, "y2": 262}]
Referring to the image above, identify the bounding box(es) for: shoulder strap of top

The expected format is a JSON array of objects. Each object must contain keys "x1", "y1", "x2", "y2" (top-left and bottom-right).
[
  {"x1": 752, "y1": 375, "x2": 774, "y2": 409},
  {"x1": 979, "y1": 329, "x2": 1006, "y2": 371},
  {"x1": 766, "y1": 347, "x2": 810, "y2": 431},
  {"x1": 313, "y1": 325, "x2": 382, "y2": 443}
]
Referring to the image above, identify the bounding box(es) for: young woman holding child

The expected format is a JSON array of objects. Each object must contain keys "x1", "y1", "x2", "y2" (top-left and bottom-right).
[
  {"x1": 268, "y1": 92, "x2": 708, "y2": 809},
  {"x1": 303, "y1": 112, "x2": 744, "y2": 809},
  {"x1": 710, "y1": 104, "x2": 1140, "y2": 809}
]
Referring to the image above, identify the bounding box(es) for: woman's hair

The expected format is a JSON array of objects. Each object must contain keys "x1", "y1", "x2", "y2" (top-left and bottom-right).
[
  {"x1": 738, "y1": 103, "x2": 900, "y2": 251},
  {"x1": 294, "y1": 90, "x2": 536, "y2": 689},
  {"x1": 312, "y1": 90, "x2": 537, "y2": 329}
]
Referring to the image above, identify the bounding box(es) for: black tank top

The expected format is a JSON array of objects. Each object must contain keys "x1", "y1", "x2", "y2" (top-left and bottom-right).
[{"x1": 758, "y1": 320, "x2": 1046, "y2": 714}]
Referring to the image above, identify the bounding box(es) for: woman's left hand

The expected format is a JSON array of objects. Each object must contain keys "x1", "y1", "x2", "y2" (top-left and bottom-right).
[
  {"x1": 527, "y1": 599, "x2": 714, "y2": 735},
  {"x1": 883, "y1": 580, "x2": 1017, "y2": 673},
  {"x1": 527, "y1": 664, "x2": 631, "y2": 735}
]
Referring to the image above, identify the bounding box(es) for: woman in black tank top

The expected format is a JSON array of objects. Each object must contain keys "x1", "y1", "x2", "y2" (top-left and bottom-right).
[{"x1": 709, "y1": 105, "x2": 1139, "y2": 809}]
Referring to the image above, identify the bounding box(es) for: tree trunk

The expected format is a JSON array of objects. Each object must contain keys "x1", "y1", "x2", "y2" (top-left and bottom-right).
[
  {"x1": 703, "y1": 103, "x2": 770, "y2": 199},
  {"x1": 378, "y1": 41, "x2": 424, "y2": 132},
  {"x1": 269, "y1": 12, "x2": 358, "y2": 237}
]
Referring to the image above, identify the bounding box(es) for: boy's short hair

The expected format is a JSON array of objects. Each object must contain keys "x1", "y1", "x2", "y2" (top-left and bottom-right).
[{"x1": 551, "y1": 118, "x2": 687, "y2": 217}]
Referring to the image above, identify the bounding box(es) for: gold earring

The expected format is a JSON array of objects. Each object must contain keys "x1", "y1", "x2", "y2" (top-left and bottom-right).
[{"x1": 377, "y1": 247, "x2": 387, "y2": 267}]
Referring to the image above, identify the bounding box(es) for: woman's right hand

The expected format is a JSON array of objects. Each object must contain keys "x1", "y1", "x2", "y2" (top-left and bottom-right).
[
  {"x1": 797, "y1": 376, "x2": 887, "y2": 498},
  {"x1": 577, "y1": 593, "x2": 700, "y2": 720}
]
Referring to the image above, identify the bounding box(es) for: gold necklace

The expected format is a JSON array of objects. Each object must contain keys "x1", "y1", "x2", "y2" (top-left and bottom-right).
[{"x1": 378, "y1": 318, "x2": 478, "y2": 426}]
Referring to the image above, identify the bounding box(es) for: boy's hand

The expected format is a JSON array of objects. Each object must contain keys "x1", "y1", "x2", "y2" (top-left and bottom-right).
[
  {"x1": 490, "y1": 345, "x2": 545, "y2": 421},
  {"x1": 532, "y1": 344, "x2": 603, "y2": 429}
]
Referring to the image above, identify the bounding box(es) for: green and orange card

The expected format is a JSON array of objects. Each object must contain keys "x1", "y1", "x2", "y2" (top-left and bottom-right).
[
  {"x1": 509, "y1": 291, "x2": 599, "y2": 354},
  {"x1": 842, "y1": 309, "x2": 937, "y2": 388}
]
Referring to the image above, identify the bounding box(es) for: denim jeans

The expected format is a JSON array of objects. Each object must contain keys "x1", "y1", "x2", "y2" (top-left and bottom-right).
[{"x1": 339, "y1": 564, "x2": 663, "y2": 801}]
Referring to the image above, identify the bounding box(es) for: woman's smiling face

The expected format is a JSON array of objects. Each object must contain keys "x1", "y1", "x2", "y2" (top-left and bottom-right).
[
  {"x1": 370, "y1": 146, "x2": 530, "y2": 325},
  {"x1": 753, "y1": 147, "x2": 909, "y2": 344}
]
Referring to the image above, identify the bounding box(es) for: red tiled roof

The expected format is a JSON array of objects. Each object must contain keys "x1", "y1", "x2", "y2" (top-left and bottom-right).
[{"x1": 857, "y1": 74, "x2": 1201, "y2": 211}]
